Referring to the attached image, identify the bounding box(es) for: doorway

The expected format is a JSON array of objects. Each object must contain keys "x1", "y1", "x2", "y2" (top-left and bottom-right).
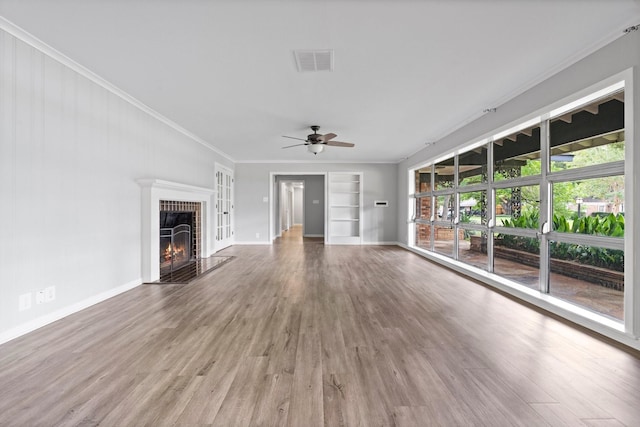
[
  {"x1": 278, "y1": 180, "x2": 304, "y2": 242},
  {"x1": 270, "y1": 173, "x2": 326, "y2": 243}
]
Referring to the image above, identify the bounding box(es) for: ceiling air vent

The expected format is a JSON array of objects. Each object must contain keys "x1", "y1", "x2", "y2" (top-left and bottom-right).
[{"x1": 293, "y1": 49, "x2": 334, "y2": 72}]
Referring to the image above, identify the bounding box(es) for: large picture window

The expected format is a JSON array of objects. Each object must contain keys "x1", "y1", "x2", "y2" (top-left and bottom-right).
[{"x1": 409, "y1": 81, "x2": 627, "y2": 326}]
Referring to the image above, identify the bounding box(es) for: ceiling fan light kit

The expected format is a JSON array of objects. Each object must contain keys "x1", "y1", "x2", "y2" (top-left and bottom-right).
[
  {"x1": 282, "y1": 125, "x2": 355, "y2": 155},
  {"x1": 308, "y1": 144, "x2": 324, "y2": 155}
]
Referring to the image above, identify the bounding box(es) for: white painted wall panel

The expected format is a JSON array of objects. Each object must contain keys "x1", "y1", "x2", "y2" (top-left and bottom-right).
[{"x1": 0, "y1": 28, "x2": 231, "y2": 341}]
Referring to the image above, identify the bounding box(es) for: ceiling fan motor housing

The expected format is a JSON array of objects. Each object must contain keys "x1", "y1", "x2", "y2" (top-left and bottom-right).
[{"x1": 308, "y1": 125, "x2": 322, "y2": 142}]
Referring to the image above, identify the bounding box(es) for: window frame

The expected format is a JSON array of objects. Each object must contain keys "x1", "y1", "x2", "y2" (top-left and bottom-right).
[{"x1": 407, "y1": 71, "x2": 636, "y2": 343}]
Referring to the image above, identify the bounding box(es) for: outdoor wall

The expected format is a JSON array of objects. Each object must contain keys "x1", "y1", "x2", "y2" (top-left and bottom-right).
[
  {"x1": 0, "y1": 25, "x2": 233, "y2": 343},
  {"x1": 235, "y1": 163, "x2": 398, "y2": 244}
]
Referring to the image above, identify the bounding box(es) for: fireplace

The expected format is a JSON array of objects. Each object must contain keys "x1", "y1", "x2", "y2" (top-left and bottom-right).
[
  {"x1": 159, "y1": 200, "x2": 202, "y2": 276},
  {"x1": 138, "y1": 179, "x2": 214, "y2": 283},
  {"x1": 160, "y1": 211, "x2": 193, "y2": 274}
]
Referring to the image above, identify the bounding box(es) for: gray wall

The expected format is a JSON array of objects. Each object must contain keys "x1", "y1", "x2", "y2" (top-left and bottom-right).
[
  {"x1": 397, "y1": 31, "x2": 640, "y2": 246},
  {"x1": 0, "y1": 27, "x2": 233, "y2": 342},
  {"x1": 235, "y1": 163, "x2": 398, "y2": 243},
  {"x1": 302, "y1": 175, "x2": 324, "y2": 236}
]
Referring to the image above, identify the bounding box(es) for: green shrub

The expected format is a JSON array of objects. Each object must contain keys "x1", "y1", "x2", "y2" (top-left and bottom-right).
[{"x1": 497, "y1": 212, "x2": 624, "y2": 271}]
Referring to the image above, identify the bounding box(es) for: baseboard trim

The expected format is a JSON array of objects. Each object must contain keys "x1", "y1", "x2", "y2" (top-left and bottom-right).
[
  {"x1": 362, "y1": 241, "x2": 400, "y2": 245},
  {"x1": 0, "y1": 278, "x2": 142, "y2": 345},
  {"x1": 303, "y1": 234, "x2": 324, "y2": 238},
  {"x1": 233, "y1": 241, "x2": 272, "y2": 245}
]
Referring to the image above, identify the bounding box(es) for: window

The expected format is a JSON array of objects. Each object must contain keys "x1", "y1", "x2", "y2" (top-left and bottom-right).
[
  {"x1": 549, "y1": 92, "x2": 624, "y2": 172},
  {"x1": 494, "y1": 125, "x2": 541, "y2": 181},
  {"x1": 409, "y1": 81, "x2": 627, "y2": 327},
  {"x1": 459, "y1": 145, "x2": 487, "y2": 186}
]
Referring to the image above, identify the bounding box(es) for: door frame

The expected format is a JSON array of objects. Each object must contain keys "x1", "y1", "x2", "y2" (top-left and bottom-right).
[
  {"x1": 269, "y1": 172, "x2": 327, "y2": 243},
  {"x1": 214, "y1": 163, "x2": 234, "y2": 252}
]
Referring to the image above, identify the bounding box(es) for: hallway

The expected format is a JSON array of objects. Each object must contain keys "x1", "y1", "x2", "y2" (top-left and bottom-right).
[{"x1": 275, "y1": 224, "x2": 323, "y2": 245}]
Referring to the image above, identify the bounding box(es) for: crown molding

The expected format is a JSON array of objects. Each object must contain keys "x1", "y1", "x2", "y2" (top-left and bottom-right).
[
  {"x1": 235, "y1": 158, "x2": 397, "y2": 165},
  {"x1": 0, "y1": 16, "x2": 235, "y2": 164}
]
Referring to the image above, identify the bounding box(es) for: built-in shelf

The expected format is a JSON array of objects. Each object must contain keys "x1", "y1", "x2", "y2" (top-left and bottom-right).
[{"x1": 328, "y1": 172, "x2": 363, "y2": 244}]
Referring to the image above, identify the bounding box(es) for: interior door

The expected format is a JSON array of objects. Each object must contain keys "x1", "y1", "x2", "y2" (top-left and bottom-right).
[{"x1": 215, "y1": 165, "x2": 234, "y2": 251}]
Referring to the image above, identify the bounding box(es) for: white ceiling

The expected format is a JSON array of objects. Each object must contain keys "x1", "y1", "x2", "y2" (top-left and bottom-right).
[{"x1": 1, "y1": 0, "x2": 639, "y2": 163}]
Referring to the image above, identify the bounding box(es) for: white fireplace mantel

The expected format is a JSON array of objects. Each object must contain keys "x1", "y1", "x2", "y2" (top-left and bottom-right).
[{"x1": 138, "y1": 179, "x2": 216, "y2": 282}]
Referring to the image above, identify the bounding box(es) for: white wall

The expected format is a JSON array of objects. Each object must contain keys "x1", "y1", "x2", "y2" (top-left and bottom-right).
[
  {"x1": 235, "y1": 163, "x2": 398, "y2": 244},
  {"x1": 278, "y1": 182, "x2": 288, "y2": 233},
  {"x1": 0, "y1": 27, "x2": 233, "y2": 342},
  {"x1": 293, "y1": 187, "x2": 303, "y2": 225}
]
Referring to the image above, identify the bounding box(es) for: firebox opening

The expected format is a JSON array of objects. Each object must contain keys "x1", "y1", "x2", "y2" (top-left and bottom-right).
[{"x1": 160, "y1": 211, "x2": 195, "y2": 274}]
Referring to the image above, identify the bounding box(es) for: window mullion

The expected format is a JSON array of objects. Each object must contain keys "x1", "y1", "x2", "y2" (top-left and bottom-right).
[
  {"x1": 540, "y1": 120, "x2": 550, "y2": 294},
  {"x1": 454, "y1": 155, "x2": 460, "y2": 260},
  {"x1": 548, "y1": 161, "x2": 624, "y2": 182},
  {"x1": 488, "y1": 139, "x2": 495, "y2": 273}
]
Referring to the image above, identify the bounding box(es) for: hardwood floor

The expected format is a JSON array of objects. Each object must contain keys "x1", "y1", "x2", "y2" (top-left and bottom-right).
[{"x1": 1, "y1": 240, "x2": 639, "y2": 426}]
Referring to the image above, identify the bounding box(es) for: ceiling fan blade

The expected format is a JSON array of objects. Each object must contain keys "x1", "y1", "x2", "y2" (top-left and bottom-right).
[
  {"x1": 282, "y1": 135, "x2": 308, "y2": 142},
  {"x1": 282, "y1": 143, "x2": 308, "y2": 149},
  {"x1": 325, "y1": 141, "x2": 354, "y2": 147},
  {"x1": 320, "y1": 132, "x2": 337, "y2": 142}
]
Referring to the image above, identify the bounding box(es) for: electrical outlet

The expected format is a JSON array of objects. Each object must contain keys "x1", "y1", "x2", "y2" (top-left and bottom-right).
[
  {"x1": 44, "y1": 286, "x2": 56, "y2": 302},
  {"x1": 36, "y1": 289, "x2": 45, "y2": 305},
  {"x1": 256, "y1": 233, "x2": 260, "y2": 239},
  {"x1": 19, "y1": 293, "x2": 32, "y2": 311}
]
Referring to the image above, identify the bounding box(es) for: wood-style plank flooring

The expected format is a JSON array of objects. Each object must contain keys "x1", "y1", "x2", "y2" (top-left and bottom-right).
[{"x1": 1, "y1": 225, "x2": 639, "y2": 426}]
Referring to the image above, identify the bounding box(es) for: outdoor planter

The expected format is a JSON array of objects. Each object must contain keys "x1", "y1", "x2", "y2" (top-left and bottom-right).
[{"x1": 493, "y1": 245, "x2": 624, "y2": 291}]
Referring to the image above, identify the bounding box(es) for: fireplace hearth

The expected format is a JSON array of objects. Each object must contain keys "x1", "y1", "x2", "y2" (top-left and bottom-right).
[{"x1": 157, "y1": 200, "x2": 233, "y2": 284}]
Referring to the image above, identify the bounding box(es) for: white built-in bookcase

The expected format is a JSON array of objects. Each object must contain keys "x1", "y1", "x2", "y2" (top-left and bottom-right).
[{"x1": 328, "y1": 172, "x2": 363, "y2": 244}]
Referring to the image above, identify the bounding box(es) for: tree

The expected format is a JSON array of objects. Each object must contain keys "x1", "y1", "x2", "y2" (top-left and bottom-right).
[{"x1": 571, "y1": 142, "x2": 625, "y2": 213}]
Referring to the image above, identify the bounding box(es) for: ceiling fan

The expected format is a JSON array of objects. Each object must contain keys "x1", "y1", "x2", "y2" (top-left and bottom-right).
[{"x1": 282, "y1": 125, "x2": 355, "y2": 155}]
